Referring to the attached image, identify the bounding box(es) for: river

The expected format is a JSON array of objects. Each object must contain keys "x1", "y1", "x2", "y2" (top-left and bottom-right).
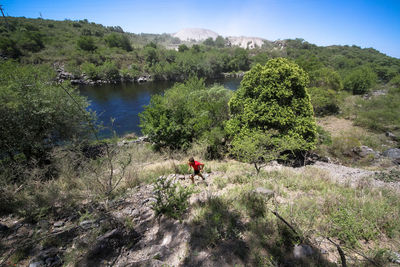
[{"x1": 79, "y1": 77, "x2": 242, "y2": 138}]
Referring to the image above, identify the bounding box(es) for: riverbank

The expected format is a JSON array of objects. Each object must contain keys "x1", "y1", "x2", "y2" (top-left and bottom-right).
[{"x1": 56, "y1": 64, "x2": 246, "y2": 85}]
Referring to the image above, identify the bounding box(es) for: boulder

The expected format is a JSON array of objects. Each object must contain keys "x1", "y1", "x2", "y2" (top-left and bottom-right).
[
  {"x1": 383, "y1": 148, "x2": 400, "y2": 159},
  {"x1": 352, "y1": 146, "x2": 379, "y2": 158},
  {"x1": 386, "y1": 132, "x2": 398, "y2": 141},
  {"x1": 293, "y1": 244, "x2": 314, "y2": 259}
]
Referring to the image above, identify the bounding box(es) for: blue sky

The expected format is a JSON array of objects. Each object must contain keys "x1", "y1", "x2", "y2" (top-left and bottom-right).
[{"x1": 3, "y1": 0, "x2": 400, "y2": 58}]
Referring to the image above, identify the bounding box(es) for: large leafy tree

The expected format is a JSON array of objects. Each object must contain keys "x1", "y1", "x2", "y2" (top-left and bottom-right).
[
  {"x1": 139, "y1": 77, "x2": 232, "y2": 151},
  {"x1": 226, "y1": 58, "x2": 317, "y2": 169},
  {"x1": 0, "y1": 61, "x2": 94, "y2": 163}
]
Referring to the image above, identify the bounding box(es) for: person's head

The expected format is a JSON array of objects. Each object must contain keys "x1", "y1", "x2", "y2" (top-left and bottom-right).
[{"x1": 188, "y1": 157, "x2": 194, "y2": 163}]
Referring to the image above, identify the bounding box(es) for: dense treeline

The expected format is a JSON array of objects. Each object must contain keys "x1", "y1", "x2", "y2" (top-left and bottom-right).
[{"x1": 1, "y1": 17, "x2": 399, "y2": 94}]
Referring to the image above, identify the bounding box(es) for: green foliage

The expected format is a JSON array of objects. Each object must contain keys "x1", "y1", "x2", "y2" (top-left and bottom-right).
[
  {"x1": 77, "y1": 36, "x2": 97, "y2": 51},
  {"x1": 227, "y1": 58, "x2": 317, "y2": 166},
  {"x1": 151, "y1": 176, "x2": 196, "y2": 219},
  {"x1": 0, "y1": 36, "x2": 22, "y2": 58},
  {"x1": 316, "y1": 125, "x2": 332, "y2": 145},
  {"x1": 98, "y1": 60, "x2": 120, "y2": 80},
  {"x1": 389, "y1": 74, "x2": 400, "y2": 87},
  {"x1": 354, "y1": 87, "x2": 400, "y2": 132},
  {"x1": 344, "y1": 66, "x2": 377, "y2": 94},
  {"x1": 105, "y1": 33, "x2": 132, "y2": 51},
  {"x1": 140, "y1": 77, "x2": 232, "y2": 151},
  {"x1": 329, "y1": 206, "x2": 378, "y2": 247},
  {"x1": 374, "y1": 169, "x2": 400, "y2": 183},
  {"x1": 178, "y1": 44, "x2": 189, "y2": 52},
  {"x1": 203, "y1": 37, "x2": 215, "y2": 46},
  {"x1": 308, "y1": 86, "x2": 339, "y2": 116},
  {"x1": 310, "y1": 67, "x2": 343, "y2": 91},
  {"x1": 0, "y1": 61, "x2": 93, "y2": 163},
  {"x1": 215, "y1": 36, "x2": 226, "y2": 48}
]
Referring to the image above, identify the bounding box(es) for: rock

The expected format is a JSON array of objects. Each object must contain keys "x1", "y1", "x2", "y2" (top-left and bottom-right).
[
  {"x1": 137, "y1": 135, "x2": 149, "y2": 142},
  {"x1": 390, "y1": 251, "x2": 400, "y2": 264},
  {"x1": 53, "y1": 221, "x2": 64, "y2": 227},
  {"x1": 71, "y1": 79, "x2": 84, "y2": 85},
  {"x1": 383, "y1": 148, "x2": 400, "y2": 159},
  {"x1": 137, "y1": 76, "x2": 147, "y2": 83},
  {"x1": 386, "y1": 132, "x2": 398, "y2": 141},
  {"x1": 253, "y1": 187, "x2": 274, "y2": 200},
  {"x1": 79, "y1": 220, "x2": 96, "y2": 229},
  {"x1": 29, "y1": 261, "x2": 44, "y2": 267},
  {"x1": 352, "y1": 146, "x2": 378, "y2": 158},
  {"x1": 293, "y1": 244, "x2": 314, "y2": 259}
]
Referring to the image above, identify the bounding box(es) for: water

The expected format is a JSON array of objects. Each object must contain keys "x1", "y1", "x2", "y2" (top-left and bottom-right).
[{"x1": 79, "y1": 77, "x2": 242, "y2": 138}]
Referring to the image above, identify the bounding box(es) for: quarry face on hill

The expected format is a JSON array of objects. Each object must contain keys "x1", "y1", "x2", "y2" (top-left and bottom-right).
[
  {"x1": 226, "y1": 36, "x2": 266, "y2": 49},
  {"x1": 172, "y1": 28, "x2": 268, "y2": 49},
  {"x1": 172, "y1": 28, "x2": 219, "y2": 41}
]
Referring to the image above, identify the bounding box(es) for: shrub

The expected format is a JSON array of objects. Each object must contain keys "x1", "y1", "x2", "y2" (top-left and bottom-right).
[
  {"x1": 151, "y1": 176, "x2": 196, "y2": 219},
  {"x1": 389, "y1": 74, "x2": 400, "y2": 87},
  {"x1": 105, "y1": 33, "x2": 132, "y2": 51},
  {"x1": 0, "y1": 61, "x2": 94, "y2": 164},
  {"x1": 140, "y1": 77, "x2": 232, "y2": 151},
  {"x1": 178, "y1": 44, "x2": 189, "y2": 52},
  {"x1": 344, "y1": 66, "x2": 377, "y2": 94},
  {"x1": 308, "y1": 86, "x2": 339, "y2": 116},
  {"x1": 81, "y1": 62, "x2": 100, "y2": 80},
  {"x1": 99, "y1": 60, "x2": 120, "y2": 81},
  {"x1": 226, "y1": 58, "x2": 317, "y2": 167},
  {"x1": 0, "y1": 37, "x2": 22, "y2": 58},
  {"x1": 310, "y1": 67, "x2": 343, "y2": 91},
  {"x1": 77, "y1": 36, "x2": 97, "y2": 51}
]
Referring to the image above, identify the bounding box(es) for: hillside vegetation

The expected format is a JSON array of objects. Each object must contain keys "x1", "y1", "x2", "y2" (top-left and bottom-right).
[{"x1": 1, "y1": 17, "x2": 400, "y2": 266}]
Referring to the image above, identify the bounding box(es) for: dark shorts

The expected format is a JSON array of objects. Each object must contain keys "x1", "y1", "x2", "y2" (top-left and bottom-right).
[{"x1": 194, "y1": 170, "x2": 200, "y2": 175}]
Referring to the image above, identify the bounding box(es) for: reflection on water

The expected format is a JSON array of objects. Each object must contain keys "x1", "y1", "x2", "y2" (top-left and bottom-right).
[{"x1": 79, "y1": 77, "x2": 241, "y2": 138}]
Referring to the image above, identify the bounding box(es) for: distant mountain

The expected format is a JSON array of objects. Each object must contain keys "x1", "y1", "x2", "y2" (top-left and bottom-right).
[{"x1": 172, "y1": 28, "x2": 219, "y2": 42}]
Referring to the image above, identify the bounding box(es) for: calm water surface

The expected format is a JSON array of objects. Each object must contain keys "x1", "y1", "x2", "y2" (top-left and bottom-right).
[{"x1": 79, "y1": 77, "x2": 241, "y2": 138}]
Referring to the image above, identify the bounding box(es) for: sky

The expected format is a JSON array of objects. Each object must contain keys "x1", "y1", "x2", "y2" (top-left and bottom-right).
[{"x1": 2, "y1": 0, "x2": 400, "y2": 58}]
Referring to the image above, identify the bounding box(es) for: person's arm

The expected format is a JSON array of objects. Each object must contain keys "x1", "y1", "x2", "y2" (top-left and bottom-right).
[
  {"x1": 200, "y1": 163, "x2": 205, "y2": 171},
  {"x1": 188, "y1": 162, "x2": 192, "y2": 172}
]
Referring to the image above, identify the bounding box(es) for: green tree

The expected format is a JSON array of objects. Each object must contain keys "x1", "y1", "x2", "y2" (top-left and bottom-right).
[
  {"x1": 226, "y1": 58, "x2": 317, "y2": 168},
  {"x1": 0, "y1": 61, "x2": 94, "y2": 163},
  {"x1": 203, "y1": 37, "x2": 215, "y2": 46},
  {"x1": 105, "y1": 33, "x2": 132, "y2": 51},
  {"x1": 215, "y1": 36, "x2": 226, "y2": 48},
  {"x1": 310, "y1": 67, "x2": 343, "y2": 91},
  {"x1": 178, "y1": 44, "x2": 189, "y2": 52},
  {"x1": 77, "y1": 36, "x2": 97, "y2": 51},
  {"x1": 140, "y1": 77, "x2": 232, "y2": 151},
  {"x1": 344, "y1": 66, "x2": 377, "y2": 94}
]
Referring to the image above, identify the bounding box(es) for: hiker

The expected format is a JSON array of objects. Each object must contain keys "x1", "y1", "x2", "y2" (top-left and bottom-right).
[{"x1": 188, "y1": 157, "x2": 205, "y2": 183}]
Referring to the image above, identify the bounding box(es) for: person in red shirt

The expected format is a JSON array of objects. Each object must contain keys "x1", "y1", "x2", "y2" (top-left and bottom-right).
[{"x1": 188, "y1": 157, "x2": 205, "y2": 184}]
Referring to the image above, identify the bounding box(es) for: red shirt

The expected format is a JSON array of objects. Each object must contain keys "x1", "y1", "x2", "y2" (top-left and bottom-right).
[{"x1": 188, "y1": 161, "x2": 202, "y2": 171}]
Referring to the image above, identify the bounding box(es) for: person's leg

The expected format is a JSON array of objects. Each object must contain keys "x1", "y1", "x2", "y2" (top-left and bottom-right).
[{"x1": 197, "y1": 172, "x2": 205, "y2": 180}]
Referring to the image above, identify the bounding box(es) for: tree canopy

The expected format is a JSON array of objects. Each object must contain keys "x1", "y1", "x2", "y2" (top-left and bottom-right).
[{"x1": 226, "y1": 58, "x2": 317, "y2": 167}]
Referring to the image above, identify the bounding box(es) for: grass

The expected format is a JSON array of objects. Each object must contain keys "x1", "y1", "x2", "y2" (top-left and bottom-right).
[
  {"x1": 1, "y1": 136, "x2": 399, "y2": 266},
  {"x1": 186, "y1": 161, "x2": 400, "y2": 265}
]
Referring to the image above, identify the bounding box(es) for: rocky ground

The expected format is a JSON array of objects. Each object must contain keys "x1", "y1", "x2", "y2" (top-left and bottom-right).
[{"x1": 1, "y1": 161, "x2": 400, "y2": 267}]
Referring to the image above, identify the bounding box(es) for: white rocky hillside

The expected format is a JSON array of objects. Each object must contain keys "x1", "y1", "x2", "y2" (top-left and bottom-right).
[
  {"x1": 172, "y1": 28, "x2": 268, "y2": 49},
  {"x1": 172, "y1": 28, "x2": 219, "y2": 42}
]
